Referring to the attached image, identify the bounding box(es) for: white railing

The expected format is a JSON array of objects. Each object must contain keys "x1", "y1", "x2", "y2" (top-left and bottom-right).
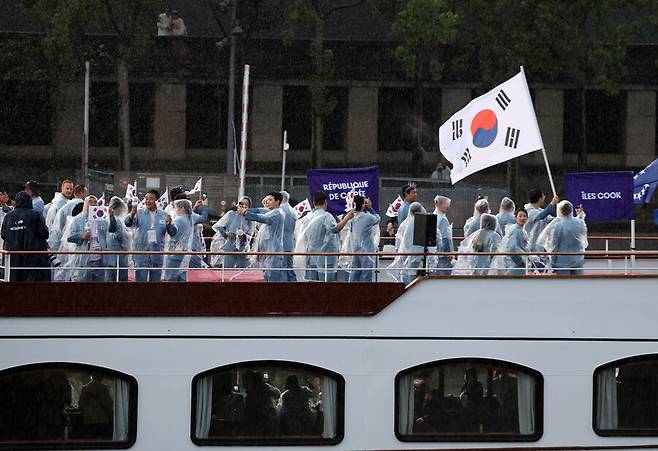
[{"x1": 2, "y1": 249, "x2": 658, "y2": 283}]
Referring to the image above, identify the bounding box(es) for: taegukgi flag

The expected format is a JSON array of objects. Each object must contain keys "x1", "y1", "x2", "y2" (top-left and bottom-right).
[{"x1": 439, "y1": 68, "x2": 544, "y2": 184}]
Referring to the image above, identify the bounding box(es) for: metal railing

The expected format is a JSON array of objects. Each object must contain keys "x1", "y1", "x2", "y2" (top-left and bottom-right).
[{"x1": 2, "y1": 248, "x2": 658, "y2": 283}]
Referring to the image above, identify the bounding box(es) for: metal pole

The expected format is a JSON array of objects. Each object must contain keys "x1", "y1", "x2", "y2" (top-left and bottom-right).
[
  {"x1": 4, "y1": 254, "x2": 9, "y2": 282},
  {"x1": 281, "y1": 130, "x2": 288, "y2": 191},
  {"x1": 225, "y1": 0, "x2": 237, "y2": 174},
  {"x1": 238, "y1": 64, "x2": 250, "y2": 200},
  {"x1": 83, "y1": 61, "x2": 91, "y2": 189},
  {"x1": 630, "y1": 219, "x2": 636, "y2": 272}
]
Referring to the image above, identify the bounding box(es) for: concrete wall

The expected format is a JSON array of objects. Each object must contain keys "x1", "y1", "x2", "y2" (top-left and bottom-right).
[{"x1": 625, "y1": 90, "x2": 656, "y2": 167}]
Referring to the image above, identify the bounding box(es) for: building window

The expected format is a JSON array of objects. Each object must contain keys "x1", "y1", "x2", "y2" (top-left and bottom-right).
[
  {"x1": 90, "y1": 82, "x2": 154, "y2": 147},
  {"x1": 186, "y1": 84, "x2": 226, "y2": 149},
  {"x1": 563, "y1": 89, "x2": 626, "y2": 154},
  {"x1": 130, "y1": 83, "x2": 154, "y2": 147},
  {"x1": 282, "y1": 86, "x2": 312, "y2": 150},
  {"x1": 0, "y1": 80, "x2": 52, "y2": 146},
  {"x1": 594, "y1": 354, "x2": 658, "y2": 435},
  {"x1": 323, "y1": 87, "x2": 348, "y2": 151},
  {"x1": 0, "y1": 363, "x2": 137, "y2": 449},
  {"x1": 191, "y1": 360, "x2": 344, "y2": 446},
  {"x1": 395, "y1": 358, "x2": 543, "y2": 442},
  {"x1": 378, "y1": 87, "x2": 414, "y2": 152}
]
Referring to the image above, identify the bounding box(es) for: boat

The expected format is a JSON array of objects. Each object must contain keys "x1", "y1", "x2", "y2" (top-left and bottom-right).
[{"x1": 1, "y1": 275, "x2": 658, "y2": 450}]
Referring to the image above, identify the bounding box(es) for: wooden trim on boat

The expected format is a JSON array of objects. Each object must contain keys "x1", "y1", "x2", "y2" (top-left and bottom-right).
[{"x1": 0, "y1": 282, "x2": 407, "y2": 317}]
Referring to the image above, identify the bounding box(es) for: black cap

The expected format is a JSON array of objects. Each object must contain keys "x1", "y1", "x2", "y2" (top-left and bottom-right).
[{"x1": 24, "y1": 180, "x2": 40, "y2": 195}]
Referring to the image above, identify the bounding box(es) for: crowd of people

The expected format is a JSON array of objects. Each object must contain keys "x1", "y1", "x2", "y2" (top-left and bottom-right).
[{"x1": 0, "y1": 177, "x2": 589, "y2": 283}]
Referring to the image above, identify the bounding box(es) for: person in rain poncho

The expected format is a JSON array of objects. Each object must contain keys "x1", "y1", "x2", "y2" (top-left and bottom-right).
[
  {"x1": 67, "y1": 196, "x2": 112, "y2": 282},
  {"x1": 397, "y1": 183, "x2": 417, "y2": 225},
  {"x1": 432, "y1": 195, "x2": 454, "y2": 274},
  {"x1": 297, "y1": 191, "x2": 354, "y2": 282},
  {"x1": 496, "y1": 197, "x2": 516, "y2": 236},
  {"x1": 492, "y1": 208, "x2": 530, "y2": 275},
  {"x1": 44, "y1": 180, "x2": 74, "y2": 226},
  {"x1": 468, "y1": 213, "x2": 502, "y2": 275},
  {"x1": 24, "y1": 180, "x2": 45, "y2": 215},
  {"x1": 538, "y1": 200, "x2": 588, "y2": 275},
  {"x1": 347, "y1": 195, "x2": 380, "y2": 282},
  {"x1": 216, "y1": 196, "x2": 254, "y2": 269},
  {"x1": 279, "y1": 191, "x2": 298, "y2": 282},
  {"x1": 463, "y1": 198, "x2": 502, "y2": 239},
  {"x1": 106, "y1": 196, "x2": 130, "y2": 282},
  {"x1": 524, "y1": 189, "x2": 559, "y2": 253},
  {"x1": 389, "y1": 202, "x2": 426, "y2": 284},
  {"x1": 125, "y1": 189, "x2": 175, "y2": 282},
  {"x1": 240, "y1": 191, "x2": 286, "y2": 282},
  {"x1": 48, "y1": 184, "x2": 87, "y2": 255},
  {"x1": 164, "y1": 199, "x2": 202, "y2": 282}
]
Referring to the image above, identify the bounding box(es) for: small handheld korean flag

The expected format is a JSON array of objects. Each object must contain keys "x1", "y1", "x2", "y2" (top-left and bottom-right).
[
  {"x1": 188, "y1": 178, "x2": 203, "y2": 195},
  {"x1": 386, "y1": 195, "x2": 404, "y2": 218},
  {"x1": 292, "y1": 198, "x2": 311, "y2": 219},
  {"x1": 156, "y1": 189, "x2": 169, "y2": 210},
  {"x1": 439, "y1": 68, "x2": 544, "y2": 184},
  {"x1": 344, "y1": 189, "x2": 357, "y2": 212},
  {"x1": 96, "y1": 194, "x2": 105, "y2": 207},
  {"x1": 90, "y1": 206, "x2": 109, "y2": 222},
  {"x1": 125, "y1": 181, "x2": 137, "y2": 201}
]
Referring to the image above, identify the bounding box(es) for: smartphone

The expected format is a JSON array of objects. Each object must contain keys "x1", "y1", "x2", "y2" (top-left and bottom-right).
[{"x1": 200, "y1": 192, "x2": 208, "y2": 200}]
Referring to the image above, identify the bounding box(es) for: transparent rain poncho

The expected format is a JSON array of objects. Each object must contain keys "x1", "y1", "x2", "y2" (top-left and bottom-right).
[
  {"x1": 45, "y1": 192, "x2": 69, "y2": 230},
  {"x1": 454, "y1": 213, "x2": 501, "y2": 275},
  {"x1": 67, "y1": 196, "x2": 109, "y2": 282},
  {"x1": 537, "y1": 200, "x2": 588, "y2": 272},
  {"x1": 388, "y1": 202, "x2": 426, "y2": 284},
  {"x1": 164, "y1": 199, "x2": 197, "y2": 282},
  {"x1": 496, "y1": 197, "x2": 516, "y2": 236},
  {"x1": 48, "y1": 198, "x2": 83, "y2": 252},
  {"x1": 430, "y1": 196, "x2": 454, "y2": 272},
  {"x1": 294, "y1": 208, "x2": 341, "y2": 280},
  {"x1": 463, "y1": 198, "x2": 490, "y2": 238},
  {"x1": 106, "y1": 196, "x2": 131, "y2": 281},
  {"x1": 490, "y1": 221, "x2": 536, "y2": 275},
  {"x1": 245, "y1": 205, "x2": 285, "y2": 280},
  {"x1": 215, "y1": 198, "x2": 255, "y2": 269},
  {"x1": 345, "y1": 207, "x2": 380, "y2": 282}
]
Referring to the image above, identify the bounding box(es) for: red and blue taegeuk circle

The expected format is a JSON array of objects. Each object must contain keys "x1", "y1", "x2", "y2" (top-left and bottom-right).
[{"x1": 470, "y1": 109, "x2": 498, "y2": 148}]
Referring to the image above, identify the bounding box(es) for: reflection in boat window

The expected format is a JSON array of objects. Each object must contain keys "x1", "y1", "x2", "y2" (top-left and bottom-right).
[
  {"x1": 0, "y1": 363, "x2": 136, "y2": 448},
  {"x1": 595, "y1": 355, "x2": 658, "y2": 435},
  {"x1": 192, "y1": 361, "x2": 344, "y2": 445},
  {"x1": 396, "y1": 359, "x2": 543, "y2": 441}
]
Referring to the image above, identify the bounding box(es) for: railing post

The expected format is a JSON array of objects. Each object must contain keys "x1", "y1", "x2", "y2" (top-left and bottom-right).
[{"x1": 606, "y1": 240, "x2": 611, "y2": 273}]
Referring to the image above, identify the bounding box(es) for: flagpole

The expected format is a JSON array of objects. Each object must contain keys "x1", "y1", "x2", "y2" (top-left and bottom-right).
[
  {"x1": 281, "y1": 130, "x2": 288, "y2": 191},
  {"x1": 520, "y1": 66, "x2": 557, "y2": 197},
  {"x1": 238, "y1": 64, "x2": 250, "y2": 200}
]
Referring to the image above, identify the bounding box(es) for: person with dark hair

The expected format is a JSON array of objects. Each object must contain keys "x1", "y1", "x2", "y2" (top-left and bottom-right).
[
  {"x1": 397, "y1": 182, "x2": 417, "y2": 224},
  {"x1": 125, "y1": 189, "x2": 174, "y2": 282},
  {"x1": 241, "y1": 371, "x2": 279, "y2": 436},
  {"x1": 278, "y1": 375, "x2": 314, "y2": 435},
  {"x1": 347, "y1": 195, "x2": 380, "y2": 282},
  {"x1": 78, "y1": 373, "x2": 113, "y2": 440},
  {"x1": 238, "y1": 191, "x2": 285, "y2": 282},
  {"x1": 459, "y1": 367, "x2": 484, "y2": 432},
  {"x1": 299, "y1": 191, "x2": 353, "y2": 281},
  {"x1": 494, "y1": 207, "x2": 530, "y2": 275},
  {"x1": 524, "y1": 189, "x2": 559, "y2": 253},
  {"x1": 24, "y1": 180, "x2": 44, "y2": 215},
  {"x1": 1, "y1": 191, "x2": 50, "y2": 281},
  {"x1": 216, "y1": 196, "x2": 254, "y2": 269}
]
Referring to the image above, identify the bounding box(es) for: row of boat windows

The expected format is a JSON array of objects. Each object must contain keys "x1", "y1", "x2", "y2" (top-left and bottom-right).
[{"x1": 0, "y1": 356, "x2": 656, "y2": 448}]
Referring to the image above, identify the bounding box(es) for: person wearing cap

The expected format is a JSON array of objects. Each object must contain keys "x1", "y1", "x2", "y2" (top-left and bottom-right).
[
  {"x1": 397, "y1": 183, "x2": 417, "y2": 224},
  {"x1": 24, "y1": 180, "x2": 45, "y2": 215}
]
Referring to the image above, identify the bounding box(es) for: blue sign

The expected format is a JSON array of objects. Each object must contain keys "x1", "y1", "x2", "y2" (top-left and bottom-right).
[
  {"x1": 307, "y1": 166, "x2": 380, "y2": 216},
  {"x1": 564, "y1": 171, "x2": 635, "y2": 222}
]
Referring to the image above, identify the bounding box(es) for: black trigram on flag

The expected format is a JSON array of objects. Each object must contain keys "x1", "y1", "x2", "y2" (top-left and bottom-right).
[
  {"x1": 505, "y1": 127, "x2": 520, "y2": 148},
  {"x1": 496, "y1": 89, "x2": 511, "y2": 110},
  {"x1": 452, "y1": 119, "x2": 463, "y2": 140}
]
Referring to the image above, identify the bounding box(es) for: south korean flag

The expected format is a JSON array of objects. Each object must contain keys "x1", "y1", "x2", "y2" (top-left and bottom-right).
[{"x1": 438, "y1": 68, "x2": 544, "y2": 184}]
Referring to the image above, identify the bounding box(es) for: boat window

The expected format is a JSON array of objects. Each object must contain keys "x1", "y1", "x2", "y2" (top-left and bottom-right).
[
  {"x1": 594, "y1": 354, "x2": 658, "y2": 436},
  {"x1": 0, "y1": 363, "x2": 137, "y2": 449},
  {"x1": 191, "y1": 361, "x2": 344, "y2": 446},
  {"x1": 395, "y1": 358, "x2": 543, "y2": 442}
]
